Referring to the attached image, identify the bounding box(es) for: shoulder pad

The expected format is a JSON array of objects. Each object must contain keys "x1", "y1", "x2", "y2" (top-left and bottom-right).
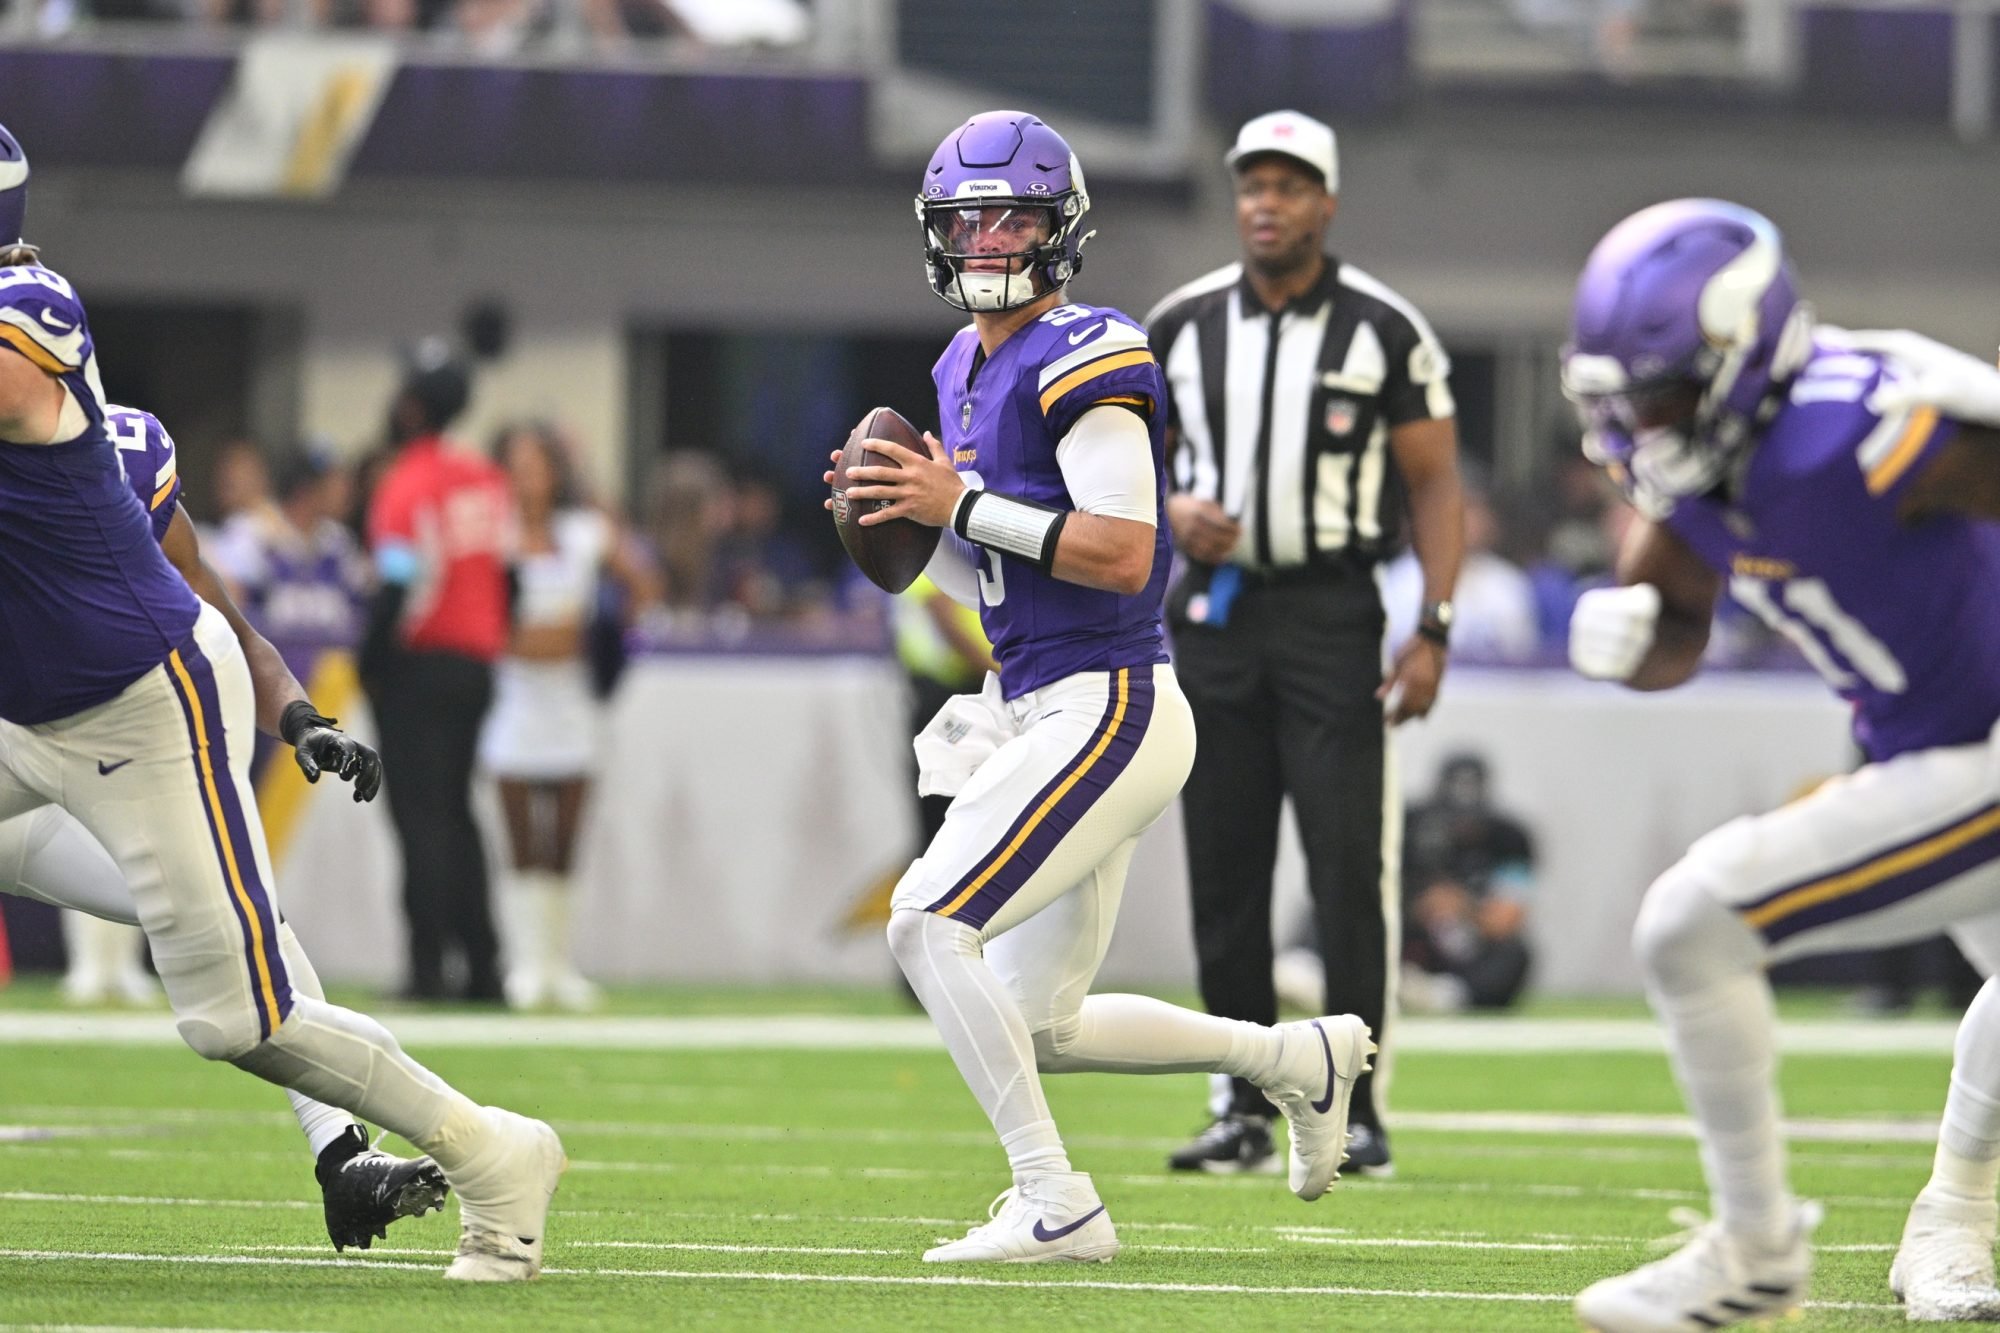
[{"x1": 0, "y1": 265, "x2": 88, "y2": 373}]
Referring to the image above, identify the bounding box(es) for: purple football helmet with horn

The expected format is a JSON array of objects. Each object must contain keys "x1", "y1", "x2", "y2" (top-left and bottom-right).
[
  {"x1": 1561, "y1": 199, "x2": 1815, "y2": 512},
  {"x1": 0, "y1": 122, "x2": 27, "y2": 250},
  {"x1": 916, "y1": 110, "x2": 1093, "y2": 312}
]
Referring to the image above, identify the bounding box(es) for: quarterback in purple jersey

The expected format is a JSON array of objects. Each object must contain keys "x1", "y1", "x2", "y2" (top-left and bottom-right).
[
  {"x1": 0, "y1": 402, "x2": 456, "y2": 1252},
  {"x1": 827, "y1": 111, "x2": 1373, "y2": 1264},
  {"x1": 0, "y1": 122, "x2": 564, "y2": 1281},
  {"x1": 1560, "y1": 199, "x2": 2000, "y2": 1329}
]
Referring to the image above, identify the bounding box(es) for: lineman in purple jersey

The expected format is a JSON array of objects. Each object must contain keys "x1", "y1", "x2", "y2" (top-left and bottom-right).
[
  {"x1": 828, "y1": 111, "x2": 1374, "y2": 1265},
  {"x1": 0, "y1": 402, "x2": 455, "y2": 1253},
  {"x1": 1559, "y1": 199, "x2": 2000, "y2": 1329},
  {"x1": 0, "y1": 123, "x2": 565, "y2": 1282}
]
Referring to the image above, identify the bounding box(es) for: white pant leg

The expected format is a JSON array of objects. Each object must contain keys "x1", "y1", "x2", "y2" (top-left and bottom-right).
[
  {"x1": 30, "y1": 605, "x2": 295, "y2": 1058},
  {"x1": 1664, "y1": 729, "x2": 2000, "y2": 967},
  {"x1": 0, "y1": 805, "x2": 135, "y2": 922},
  {"x1": 892, "y1": 663, "x2": 1196, "y2": 940}
]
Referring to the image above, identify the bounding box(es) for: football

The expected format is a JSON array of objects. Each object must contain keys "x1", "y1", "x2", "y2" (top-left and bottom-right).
[{"x1": 830, "y1": 406, "x2": 942, "y2": 594}]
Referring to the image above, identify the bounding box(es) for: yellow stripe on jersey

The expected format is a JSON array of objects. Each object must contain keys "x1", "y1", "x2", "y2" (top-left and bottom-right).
[
  {"x1": 1093, "y1": 394, "x2": 1153, "y2": 414},
  {"x1": 935, "y1": 669, "x2": 1131, "y2": 920},
  {"x1": 1038, "y1": 350, "x2": 1155, "y2": 416},
  {"x1": 150, "y1": 470, "x2": 177, "y2": 511},
  {"x1": 1865, "y1": 406, "x2": 1940, "y2": 496},
  {"x1": 0, "y1": 322, "x2": 68, "y2": 375},
  {"x1": 168, "y1": 649, "x2": 283, "y2": 1035},
  {"x1": 1740, "y1": 803, "x2": 2000, "y2": 932}
]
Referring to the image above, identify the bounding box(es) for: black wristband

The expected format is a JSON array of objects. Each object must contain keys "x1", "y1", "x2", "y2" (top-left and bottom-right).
[
  {"x1": 1415, "y1": 621, "x2": 1451, "y2": 649},
  {"x1": 279, "y1": 700, "x2": 337, "y2": 746}
]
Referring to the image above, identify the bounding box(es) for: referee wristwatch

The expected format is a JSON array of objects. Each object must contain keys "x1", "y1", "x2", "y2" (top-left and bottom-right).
[{"x1": 1417, "y1": 599, "x2": 1454, "y2": 648}]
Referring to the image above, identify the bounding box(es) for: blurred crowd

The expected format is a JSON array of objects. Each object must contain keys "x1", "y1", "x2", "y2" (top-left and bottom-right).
[
  {"x1": 191, "y1": 430, "x2": 1826, "y2": 677},
  {"x1": 8, "y1": 0, "x2": 809, "y2": 51}
]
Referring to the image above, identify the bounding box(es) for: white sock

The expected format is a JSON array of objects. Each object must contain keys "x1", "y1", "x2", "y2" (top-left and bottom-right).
[
  {"x1": 1933, "y1": 977, "x2": 2000, "y2": 1199},
  {"x1": 1653, "y1": 972, "x2": 1793, "y2": 1245},
  {"x1": 534, "y1": 870, "x2": 580, "y2": 980},
  {"x1": 63, "y1": 911, "x2": 140, "y2": 985},
  {"x1": 1000, "y1": 1120, "x2": 1071, "y2": 1185},
  {"x1": 888, "y1": 908, "x2": 1066, "y2": 1176},
  {"x1": 275, "y1": 925, "x2": 367, "y2": 1160},
  {"x1": 230, "y1": 991, "x2": 480, "y2": 1170},
  {"x1": 1034, "y1": 993, "x2": 1284, "y2": 1083}
]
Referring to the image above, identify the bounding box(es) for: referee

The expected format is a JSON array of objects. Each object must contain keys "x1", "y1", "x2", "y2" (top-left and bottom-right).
[{"x1": 1148, "y1": 110, "x2": 1465, "y2": 1178}]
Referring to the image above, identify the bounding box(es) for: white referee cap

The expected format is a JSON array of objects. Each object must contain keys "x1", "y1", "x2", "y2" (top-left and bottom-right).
[{"x1": 1225, "y1": 110, "x2": 1338, "y2": 194}]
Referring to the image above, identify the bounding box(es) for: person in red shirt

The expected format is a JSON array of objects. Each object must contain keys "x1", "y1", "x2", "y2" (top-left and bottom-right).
[{"x1": 361, "y1": 342, "x2": 512, "y2": 1001}]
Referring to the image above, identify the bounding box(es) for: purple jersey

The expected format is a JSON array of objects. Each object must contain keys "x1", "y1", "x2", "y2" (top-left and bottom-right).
[
  {"x1": 933, "y1": 302, "x2": 1172, "y2": 698},
  {"x1": 0, "y1": 267, "x2": 200, "y2": 725},
  {"x1": 1648, "y1": 337, "x2": 2000, "y2": 762},
  {"x1": 105, "y1": 404, "x2": 183, "y2": 542}
]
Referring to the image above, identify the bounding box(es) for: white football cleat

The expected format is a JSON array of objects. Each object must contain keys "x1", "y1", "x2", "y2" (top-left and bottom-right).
[
  {"x1": 1891, "y1": 1187, "x2": 2000, "y2": 1322},
  {"x1": 1575, "y1": 1202, "x2": 1819, "y2": 1333},
  {"x1": 441, "y1": 1107, "x2": 567, "y2": 1282},
  {"x1": 1264, "y1": 1013, "x2": 1373, "y2": 1201},
  {"x1": 922, "y1": 1171, "x2": 1118, "y2": 1264}
]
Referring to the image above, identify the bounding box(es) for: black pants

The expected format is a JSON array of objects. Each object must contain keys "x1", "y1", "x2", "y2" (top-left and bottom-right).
[
  {"x1": 1172, "y1": 568, "x2": 1393, "y2": 1126},
  {"x1": 367, "y1": 651, "x2": 499, "y2": 998}
]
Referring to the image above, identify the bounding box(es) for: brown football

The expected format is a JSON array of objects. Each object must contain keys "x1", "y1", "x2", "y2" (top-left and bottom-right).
[{"x1": 831, "y1": 406, "x2": 942, "y2": 594}]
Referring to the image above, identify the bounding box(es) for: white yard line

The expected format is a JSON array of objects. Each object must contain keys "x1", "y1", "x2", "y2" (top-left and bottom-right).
[
  {"x1": 0, "y1": 1191, "x2": 310, "y2": 1211},
  {"x1": 0, "y1": 1012, "x2": 1963, "y2": 1055},
  {"x1": 0, "y1": 1325, "x2": 331, "y2": 1332},
  {"x1": 0, "y1": 1102, "x2": 1946, "y2": 1152},
  {"x1": 0, "y1": 1248, "x2": 1910, "y2": 1311}
]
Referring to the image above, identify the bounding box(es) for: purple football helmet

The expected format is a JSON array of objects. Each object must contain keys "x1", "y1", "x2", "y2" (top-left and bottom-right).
[
  {"x1": 0, "y1": 122, "x2": 26, "y2": 249},
  {"x1": 916, "y1": 111, "x2": 1092, "y2": 312},
  {"x1": 1561, "y1": 199, "x2": 1815, "y2": 511}
]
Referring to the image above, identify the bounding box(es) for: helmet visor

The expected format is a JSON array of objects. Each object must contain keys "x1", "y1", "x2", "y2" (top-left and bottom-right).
[{"x1": 923, "y1": 202, "x2": 1057, "y2": 274}]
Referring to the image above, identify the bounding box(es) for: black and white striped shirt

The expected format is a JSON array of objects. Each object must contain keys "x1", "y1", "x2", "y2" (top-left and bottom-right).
[{"x1": 1145, "y1": 257, "x2": 1454, "y2": 569}]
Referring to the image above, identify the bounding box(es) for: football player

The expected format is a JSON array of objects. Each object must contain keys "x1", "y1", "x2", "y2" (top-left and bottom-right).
[
  {"x1": 0, "y1": 122, "x2": 564, "y2": 1281},
  {"x1": 0, "y1": 400, "x2": 450, "y2": 1253},
  {"x1": 1562, "y1": 199, "x2": 2000, "y2": 1328},
  {"x1": 829, "y1": 111, "x2": 1373, "y2": 1263}
]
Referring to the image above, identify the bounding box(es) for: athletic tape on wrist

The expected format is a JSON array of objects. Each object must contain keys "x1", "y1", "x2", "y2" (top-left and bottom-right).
[{"x1": 952, "y1": 489, "x2": 1068, "y2": 574}]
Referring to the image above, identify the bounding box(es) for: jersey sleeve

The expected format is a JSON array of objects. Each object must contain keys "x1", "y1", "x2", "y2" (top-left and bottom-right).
[
  {"x1": 105, "y1": 408, "x2": 182, "y2": 541},
  {"x1": 0, "y1": 265, "x2": 91, "y2": 375},
  {"x1": 1035, "y1": 315, "x2": 1166, "y2": 441},
  {"x1": 1377, "y1": 306, "x2": 1455, "y2": 428},
  {"x1": 366, "y1": 471, "x2": 423, "y2": 585},
  {"x1": 1851, "y1": 388, "x2": 1960, "y2": 506}
]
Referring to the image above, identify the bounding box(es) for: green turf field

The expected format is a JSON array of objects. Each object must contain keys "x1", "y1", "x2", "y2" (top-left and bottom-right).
[{"x1": 0, "y1": 987, "x2": 1982, "y2": 1330}]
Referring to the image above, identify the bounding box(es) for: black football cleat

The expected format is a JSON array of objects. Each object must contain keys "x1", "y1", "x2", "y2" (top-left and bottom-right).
[
  {"x1": 317, "y1": 1127, "x2": 451, "y2": 1252},
  {"x1": 1167, "y1": 1113, "x2": 1278, "y2": 1174},
  {"x1": 1342, "y1": 1122, "x2": 1394, "y2": 1178}
]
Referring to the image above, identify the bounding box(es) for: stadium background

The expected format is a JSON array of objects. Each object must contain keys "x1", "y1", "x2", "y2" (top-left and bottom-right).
[{"x1": 1, "y1": 0, "x2": 1996, "y2": 1000}]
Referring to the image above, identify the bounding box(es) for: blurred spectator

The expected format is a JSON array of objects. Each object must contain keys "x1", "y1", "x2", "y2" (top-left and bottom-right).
[
  {"x1": 213, "y1": 441, "x2": 370, "y2": 670},
  {"x1": 201, "y1": 439, "x2": 279, "y2": 599},
  {"x1": 715, "y1": 464, "x2": 823, "y2": 617},
  {"x1": 1382, "y1": 482, "x2": 1537, "y2": 663},
  {"x1": 360, "y1": 341, "x2": 511, "y2": 1003},
  {"x1": 1400, "y1": 752, "x2": 1535, "y2": 1012},
  {"x1": 479, "y1": 420, "x2": 657, "y2": 1011},
  {"x1": 641, "y1": 450, "x2": 735, "y2": 614}
]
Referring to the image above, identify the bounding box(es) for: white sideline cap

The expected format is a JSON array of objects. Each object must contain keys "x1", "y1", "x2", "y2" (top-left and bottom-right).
[{"x1": 1226, "y1": 110, "x2": 1338, "y2": 193}]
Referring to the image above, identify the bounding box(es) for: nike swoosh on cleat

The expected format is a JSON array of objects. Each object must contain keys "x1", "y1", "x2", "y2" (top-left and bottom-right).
[
  {"x1": 96, "y1": 758, "x2": 132, "y2": 775},
  {"x1": 1032, "y1": 1206, "x2": 1106, "y2": 1242},
  {"x1": 1310, "y1": 1021, "x2": 1336, "y2": 1114}
]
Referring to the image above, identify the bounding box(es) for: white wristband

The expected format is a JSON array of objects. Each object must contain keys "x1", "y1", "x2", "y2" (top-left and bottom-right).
[{"x1": 952, "y1": 489, "x2": 1068, "y2": 573}]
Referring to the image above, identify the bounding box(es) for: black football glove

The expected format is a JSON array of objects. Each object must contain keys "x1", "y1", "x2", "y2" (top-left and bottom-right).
[{"x1": 279, "y1": 701, "x2": 383, "y2": 803}]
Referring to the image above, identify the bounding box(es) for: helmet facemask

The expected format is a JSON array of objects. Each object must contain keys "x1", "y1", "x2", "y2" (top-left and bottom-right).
[{"x1": 919, "y1": 192, "x2": 1087, "y2": 313}]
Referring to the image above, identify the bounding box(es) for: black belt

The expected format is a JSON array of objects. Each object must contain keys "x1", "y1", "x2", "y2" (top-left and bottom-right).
[{"x1": 1212, "y1": 559, "x2": 1373, "y2": 588}]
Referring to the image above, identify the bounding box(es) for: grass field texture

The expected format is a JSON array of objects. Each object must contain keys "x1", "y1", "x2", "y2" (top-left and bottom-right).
[{"x1": 0, "y1": 987, "x2": 1984, "y2": 1331}]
